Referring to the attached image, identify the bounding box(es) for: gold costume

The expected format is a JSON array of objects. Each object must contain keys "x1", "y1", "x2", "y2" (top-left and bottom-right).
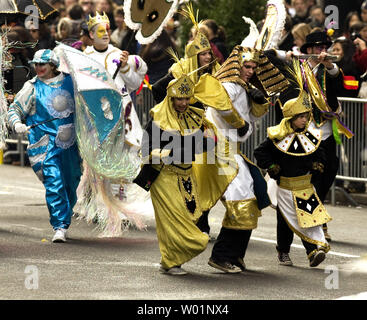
[{"x1": 137, "y1": 74, "x2": 238, "y2": 269}]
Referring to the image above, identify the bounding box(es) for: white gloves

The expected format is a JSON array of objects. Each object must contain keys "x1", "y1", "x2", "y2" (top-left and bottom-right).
[{"x1": 14, "y1": 122, "x2": 29, "y2": 134}]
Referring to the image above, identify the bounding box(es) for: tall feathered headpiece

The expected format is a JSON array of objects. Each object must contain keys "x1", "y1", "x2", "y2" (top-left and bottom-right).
[
  {"x1": 254, "y1": 0, "x2": 287, "y2": 50},
  {"x1": 180, "y1": 2, "x2": 211, "y2": 58},
  {"x1": 241, "y1": 0, "x2": 286, "y2": 50}
]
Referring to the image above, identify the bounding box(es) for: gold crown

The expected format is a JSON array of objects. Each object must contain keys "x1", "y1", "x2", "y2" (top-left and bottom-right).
[
  {"x1": 282, "y1": 90, "x2": 312, "y2": 118},
  {"x1": 167, "y1": 74, "x2": 195, "y2": 98},
  {"x1": 87, "y1": 11, "x2": 110, "y2": 31},
  {"x1": 240, "y1": 47, "x2": 261, "y2": 65}
]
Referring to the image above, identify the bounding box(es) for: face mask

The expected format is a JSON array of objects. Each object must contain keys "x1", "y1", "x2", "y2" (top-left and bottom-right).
[{"x1": 96, "y1": 24, "x2": 108, "y2": 38}]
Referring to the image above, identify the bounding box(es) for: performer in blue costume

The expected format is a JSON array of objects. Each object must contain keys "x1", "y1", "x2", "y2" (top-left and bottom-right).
[{"x1": 7, "y1": 49, "x2": 81, "y2": 243}]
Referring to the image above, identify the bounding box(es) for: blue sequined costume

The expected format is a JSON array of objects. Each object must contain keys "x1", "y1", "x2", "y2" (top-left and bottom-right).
[{"x1": 8, "y1": 73, "x2": 81, "y2": 230}]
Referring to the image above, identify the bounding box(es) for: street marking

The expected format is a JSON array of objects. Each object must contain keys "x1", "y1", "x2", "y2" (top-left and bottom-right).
[{"x1": 251, "y1": 236, "x2": 360, "y2": 258}]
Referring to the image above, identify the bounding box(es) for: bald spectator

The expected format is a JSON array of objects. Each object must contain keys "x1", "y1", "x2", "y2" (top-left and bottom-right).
[
  {"x1": 309, "y1": 5, "x2": 326, "y2": 29},
  {"x1": 291, "y1": 0, "x2": 311, "y2": 26}
]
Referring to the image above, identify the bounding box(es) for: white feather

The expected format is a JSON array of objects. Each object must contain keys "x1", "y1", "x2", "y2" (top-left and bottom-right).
[
  {"x1": 241, "y1": 16, "x2": 259, "y2": 48},
  {"x1": 263, "y1": 0, "x2": 287, "y2": 50}
]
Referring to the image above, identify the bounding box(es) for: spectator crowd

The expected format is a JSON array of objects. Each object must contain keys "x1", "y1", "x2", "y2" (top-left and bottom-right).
[{"x1": 1, "y1": 0, "x2": 367, "y2": 193}]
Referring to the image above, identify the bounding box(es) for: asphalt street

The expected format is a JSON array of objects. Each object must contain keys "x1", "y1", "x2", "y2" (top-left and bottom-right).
[{"x1": 1, "y1": 164, "x2": 367, "y2": 304}]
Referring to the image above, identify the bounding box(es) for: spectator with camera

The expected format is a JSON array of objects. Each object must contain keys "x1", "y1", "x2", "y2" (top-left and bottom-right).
[{"x1": 351, "y1": 22, "x2": 367, "y2": 74}]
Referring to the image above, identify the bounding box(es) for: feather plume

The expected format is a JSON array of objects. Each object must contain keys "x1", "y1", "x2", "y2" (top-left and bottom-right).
[
  {"x1": 76, "y1": 162, "x2": 152, "y2": 237},
  {"x1": 265, "y1": 0, "x2": 286, "y2": 49},
  {"x1": 180, "y1": 2, "x2": 200, "y2": 30},
  {"x1": 284, "y1": 58, "x2": 304, "y2": 91},
  {"x1": 166, "y1": 47, "x2": 185, "y2": 74},
  {"x1": 255, "y1": 0, "x2": 287, "y2": 50},
  {"x1": 241, "y1": 16, "x2": 259, "y2": 48}
]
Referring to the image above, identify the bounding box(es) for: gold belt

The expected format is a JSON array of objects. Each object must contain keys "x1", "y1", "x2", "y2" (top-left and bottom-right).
[{"x1": 279, "y1": 174, "x2": 312, "y2": 191}]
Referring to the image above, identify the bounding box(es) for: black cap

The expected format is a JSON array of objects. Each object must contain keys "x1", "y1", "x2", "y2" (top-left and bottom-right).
[{"x1": 362, "y1": 0, "x2": 367, "y2": 10}]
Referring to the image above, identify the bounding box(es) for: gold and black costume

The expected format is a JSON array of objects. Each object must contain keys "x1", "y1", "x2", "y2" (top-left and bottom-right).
[{"x1": 134, "y1": 74, "x2": 238, "y2": 270}]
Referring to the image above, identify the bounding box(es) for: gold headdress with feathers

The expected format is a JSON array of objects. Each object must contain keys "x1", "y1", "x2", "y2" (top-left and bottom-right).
[
  {"x1": 281, "y1": 59, "x2": 312, "y2": 118},
  {"x1": 180, "y1": 3, "x2": 211, "y2": 58},
  {"x1": 166, "y1": 48, "x2": 195, "y2": 98},
  {"x1": 267, "y1": 59, "x2": 312, "y2": 140}
]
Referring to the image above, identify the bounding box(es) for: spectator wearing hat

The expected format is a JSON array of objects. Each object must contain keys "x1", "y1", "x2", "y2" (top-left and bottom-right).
[{"x1": 7, "y1": 49, "x2": 82, "y2": 243}]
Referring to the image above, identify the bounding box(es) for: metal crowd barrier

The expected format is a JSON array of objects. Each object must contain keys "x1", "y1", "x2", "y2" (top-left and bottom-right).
[
  {"x1": 4, "y1": 86, "x2": 367, "y2": 207},
  {"x1": 136, "y1": 87, "x2": 367, "y2": 206}
]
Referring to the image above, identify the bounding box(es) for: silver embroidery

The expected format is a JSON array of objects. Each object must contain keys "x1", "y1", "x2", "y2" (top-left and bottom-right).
[
  {"x1": 46, "y1": 89, "x2": 74, "y2": 119},
  {"x1": 56, "y1": 123, "x2": 76, "y2": 149},
  {"x1": 101, "y1": 96, "x2": 113, "y2": 120}
]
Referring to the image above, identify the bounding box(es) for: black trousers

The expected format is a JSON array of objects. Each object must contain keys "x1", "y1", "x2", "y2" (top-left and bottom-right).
[
  {"x1": 196, "y1": 210, "x2": 210, "y2": 234},
  {"x1": 276, "y1": 208, "x2": 317, "y2": 255},
  {"x1": 211, "y1": 227, "x2": 252, "y2": 263}
]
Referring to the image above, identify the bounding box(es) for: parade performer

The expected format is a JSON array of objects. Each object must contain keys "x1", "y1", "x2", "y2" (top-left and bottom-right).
[
  {"x1": 84, "y1": 11, "x2": 147, "y2": 152},
  {"x1": 254, "y1": 59, "x2": 332, "y2": 267},
  {"x1": 151, "y1": 3, "x2": 238, "y2": 239},
  {"x1": 267, "y1": 29, "x2": 354, "y2": 242},
  {"x1": 54, "y1": 34, "x2": 152, "y2": 236},
  {"x1": 7, "y1": 49, "x2": 82, "y2": 243},
  {"x1": 71, "y1": 11, "x2": 152, "y2": 235},
  {"x1": 133, "y1": 57, "x2": 239, "y2": 275},
  {"x1": 204, "y1": 0, "x2": 290, "y2": 273},
  {"x1": 151, "y1": 3, "x2": 221, "y2": 104}
]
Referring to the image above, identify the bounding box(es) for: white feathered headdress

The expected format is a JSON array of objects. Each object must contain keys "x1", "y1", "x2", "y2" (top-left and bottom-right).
[{"x1": 241, "y1": 0, "x2": 286, "y2": 50}]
